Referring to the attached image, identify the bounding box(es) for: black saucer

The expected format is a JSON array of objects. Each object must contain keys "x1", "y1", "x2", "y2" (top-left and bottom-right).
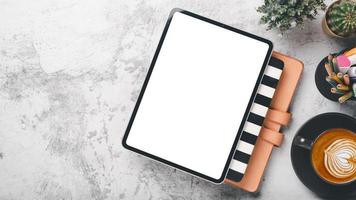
[
  {"x1": 291, "y1": 113, "x2": 356, "y2": 198},
  {"x1": 314, "y1": 48, "x2": 356, "y2": 102}
]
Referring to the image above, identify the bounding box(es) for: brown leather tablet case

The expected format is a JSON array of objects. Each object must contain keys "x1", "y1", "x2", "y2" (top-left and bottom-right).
[{"x1": 224, "y1": 51, "x2": 304, "y2": 192}]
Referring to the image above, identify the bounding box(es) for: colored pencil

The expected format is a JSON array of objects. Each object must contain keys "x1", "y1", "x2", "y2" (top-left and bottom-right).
[
  {"x1": 337, "y1": 83, "x2": 350, "y2": 91},
  {"x1": 324, "y1": 63, "x2": 333, "y2": 76},
  {"x1": 332, "y1": 58, "x2": 339, "y2": 73},
  {"x1": 330, "y1": 73, "x2": 343, "y2": 84},
  {"x1": 337, "y1": 72, "x2": 344, "y2": 82},
  {"x1": 339, "y1": 91, "x2": 353, "y2": 103},
  {"x1": 326, "y1": 76, "x2": 338, "y2": 87},
  {"x1": 328, "y1": 55, "x2": 334, "y2": 71},
  {"x1": 343, "y1": 74, "x2": 350, "y2": 86},
  {"x1": 331, "y1": 87, "x2": 345, "y2": 94}
]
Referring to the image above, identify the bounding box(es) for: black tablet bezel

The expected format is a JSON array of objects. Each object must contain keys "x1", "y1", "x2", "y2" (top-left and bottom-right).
[{"x1": 122, "y1": 8, "x2": 273, "y2": 184}]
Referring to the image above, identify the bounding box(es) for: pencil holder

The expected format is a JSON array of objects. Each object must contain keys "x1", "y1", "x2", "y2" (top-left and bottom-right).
[{"x1": 315, "y1": 47, "x2": 356, "y2": 103}]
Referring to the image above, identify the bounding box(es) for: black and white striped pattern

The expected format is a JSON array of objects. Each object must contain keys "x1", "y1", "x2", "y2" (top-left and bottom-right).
[{"x1": 226, "y1": 57, "x2": 284, "y2": 182}]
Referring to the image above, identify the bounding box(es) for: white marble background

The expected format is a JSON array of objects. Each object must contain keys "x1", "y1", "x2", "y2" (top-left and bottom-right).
[{"x1": 0, "y1": 0, "x2": 355, "y2": 199}]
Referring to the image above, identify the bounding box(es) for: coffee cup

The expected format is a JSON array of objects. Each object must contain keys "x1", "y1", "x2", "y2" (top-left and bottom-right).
[
  {"x1": 291, "y1": 113, "x2": 356, "y2": 198},
  {"x1": 294, "y1": 128, "x2": 356, "y2": 185}
]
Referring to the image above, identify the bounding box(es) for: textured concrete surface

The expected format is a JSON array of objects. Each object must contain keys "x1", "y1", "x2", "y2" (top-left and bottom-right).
[{"x1": 0, "y1": 0, "x2": 355, "y2": 199}]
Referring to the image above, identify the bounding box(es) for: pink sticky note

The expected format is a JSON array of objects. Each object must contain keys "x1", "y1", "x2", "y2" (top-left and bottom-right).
[{"x1": 337, "y1": 55, "x2": 351, "y2": 68}]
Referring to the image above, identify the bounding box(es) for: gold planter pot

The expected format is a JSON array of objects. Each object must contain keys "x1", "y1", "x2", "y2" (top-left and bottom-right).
[{"x1": 321, "y1": 0, "x2": 355, "y2": 39}]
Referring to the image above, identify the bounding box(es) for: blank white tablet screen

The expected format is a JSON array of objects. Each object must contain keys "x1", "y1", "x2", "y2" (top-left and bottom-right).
[{"x1": 125, "y1": 11, "x2": 270, "y2": 181}]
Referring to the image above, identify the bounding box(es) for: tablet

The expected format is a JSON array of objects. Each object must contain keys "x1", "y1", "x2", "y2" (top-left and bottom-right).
[{"x1": 122, "y1": 8, "x2": 273, "y2": 183}]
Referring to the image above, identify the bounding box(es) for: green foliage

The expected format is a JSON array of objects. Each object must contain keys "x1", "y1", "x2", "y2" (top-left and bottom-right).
[
  {"x1": 257, "y1": 0, "x2": 327, "y2": 32},
  {"x1": 327, "y1": 0, "x2": 356, "y2": 37}
]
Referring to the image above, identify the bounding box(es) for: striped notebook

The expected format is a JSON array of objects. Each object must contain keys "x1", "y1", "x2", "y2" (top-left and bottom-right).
[{"x1": 226, "y1": 57, "x2": 284, "y2": 182}]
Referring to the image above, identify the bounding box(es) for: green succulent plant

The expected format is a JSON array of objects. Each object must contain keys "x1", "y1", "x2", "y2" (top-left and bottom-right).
[
  {"x1": 326, "y1": 0, "x2": 356, "y2": 37},
  {"x1": 257, "y1": 0, "x2": 327, "y2": 33}
]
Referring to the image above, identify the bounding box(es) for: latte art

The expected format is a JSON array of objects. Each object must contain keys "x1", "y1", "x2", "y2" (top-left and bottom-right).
[{"x1": 324, "y1": 138, "x2": 356, "y2": 179}]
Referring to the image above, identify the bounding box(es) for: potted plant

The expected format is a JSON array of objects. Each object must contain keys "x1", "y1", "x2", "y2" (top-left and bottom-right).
[
  {"x1": 322, "y1": 0, "x2": 356, "y2": 38},
  {"x1": 257, "y1": 0, "x2": 327, "y2": 33}
]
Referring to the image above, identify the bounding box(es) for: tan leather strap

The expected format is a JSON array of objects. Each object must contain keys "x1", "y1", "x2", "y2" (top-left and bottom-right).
[
  {"x1": 259, "y1": 127, "x2": 284, "y2": 147},
  {"x1": 266, "y1": 109, "x2": 291, "y2": 126}
]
